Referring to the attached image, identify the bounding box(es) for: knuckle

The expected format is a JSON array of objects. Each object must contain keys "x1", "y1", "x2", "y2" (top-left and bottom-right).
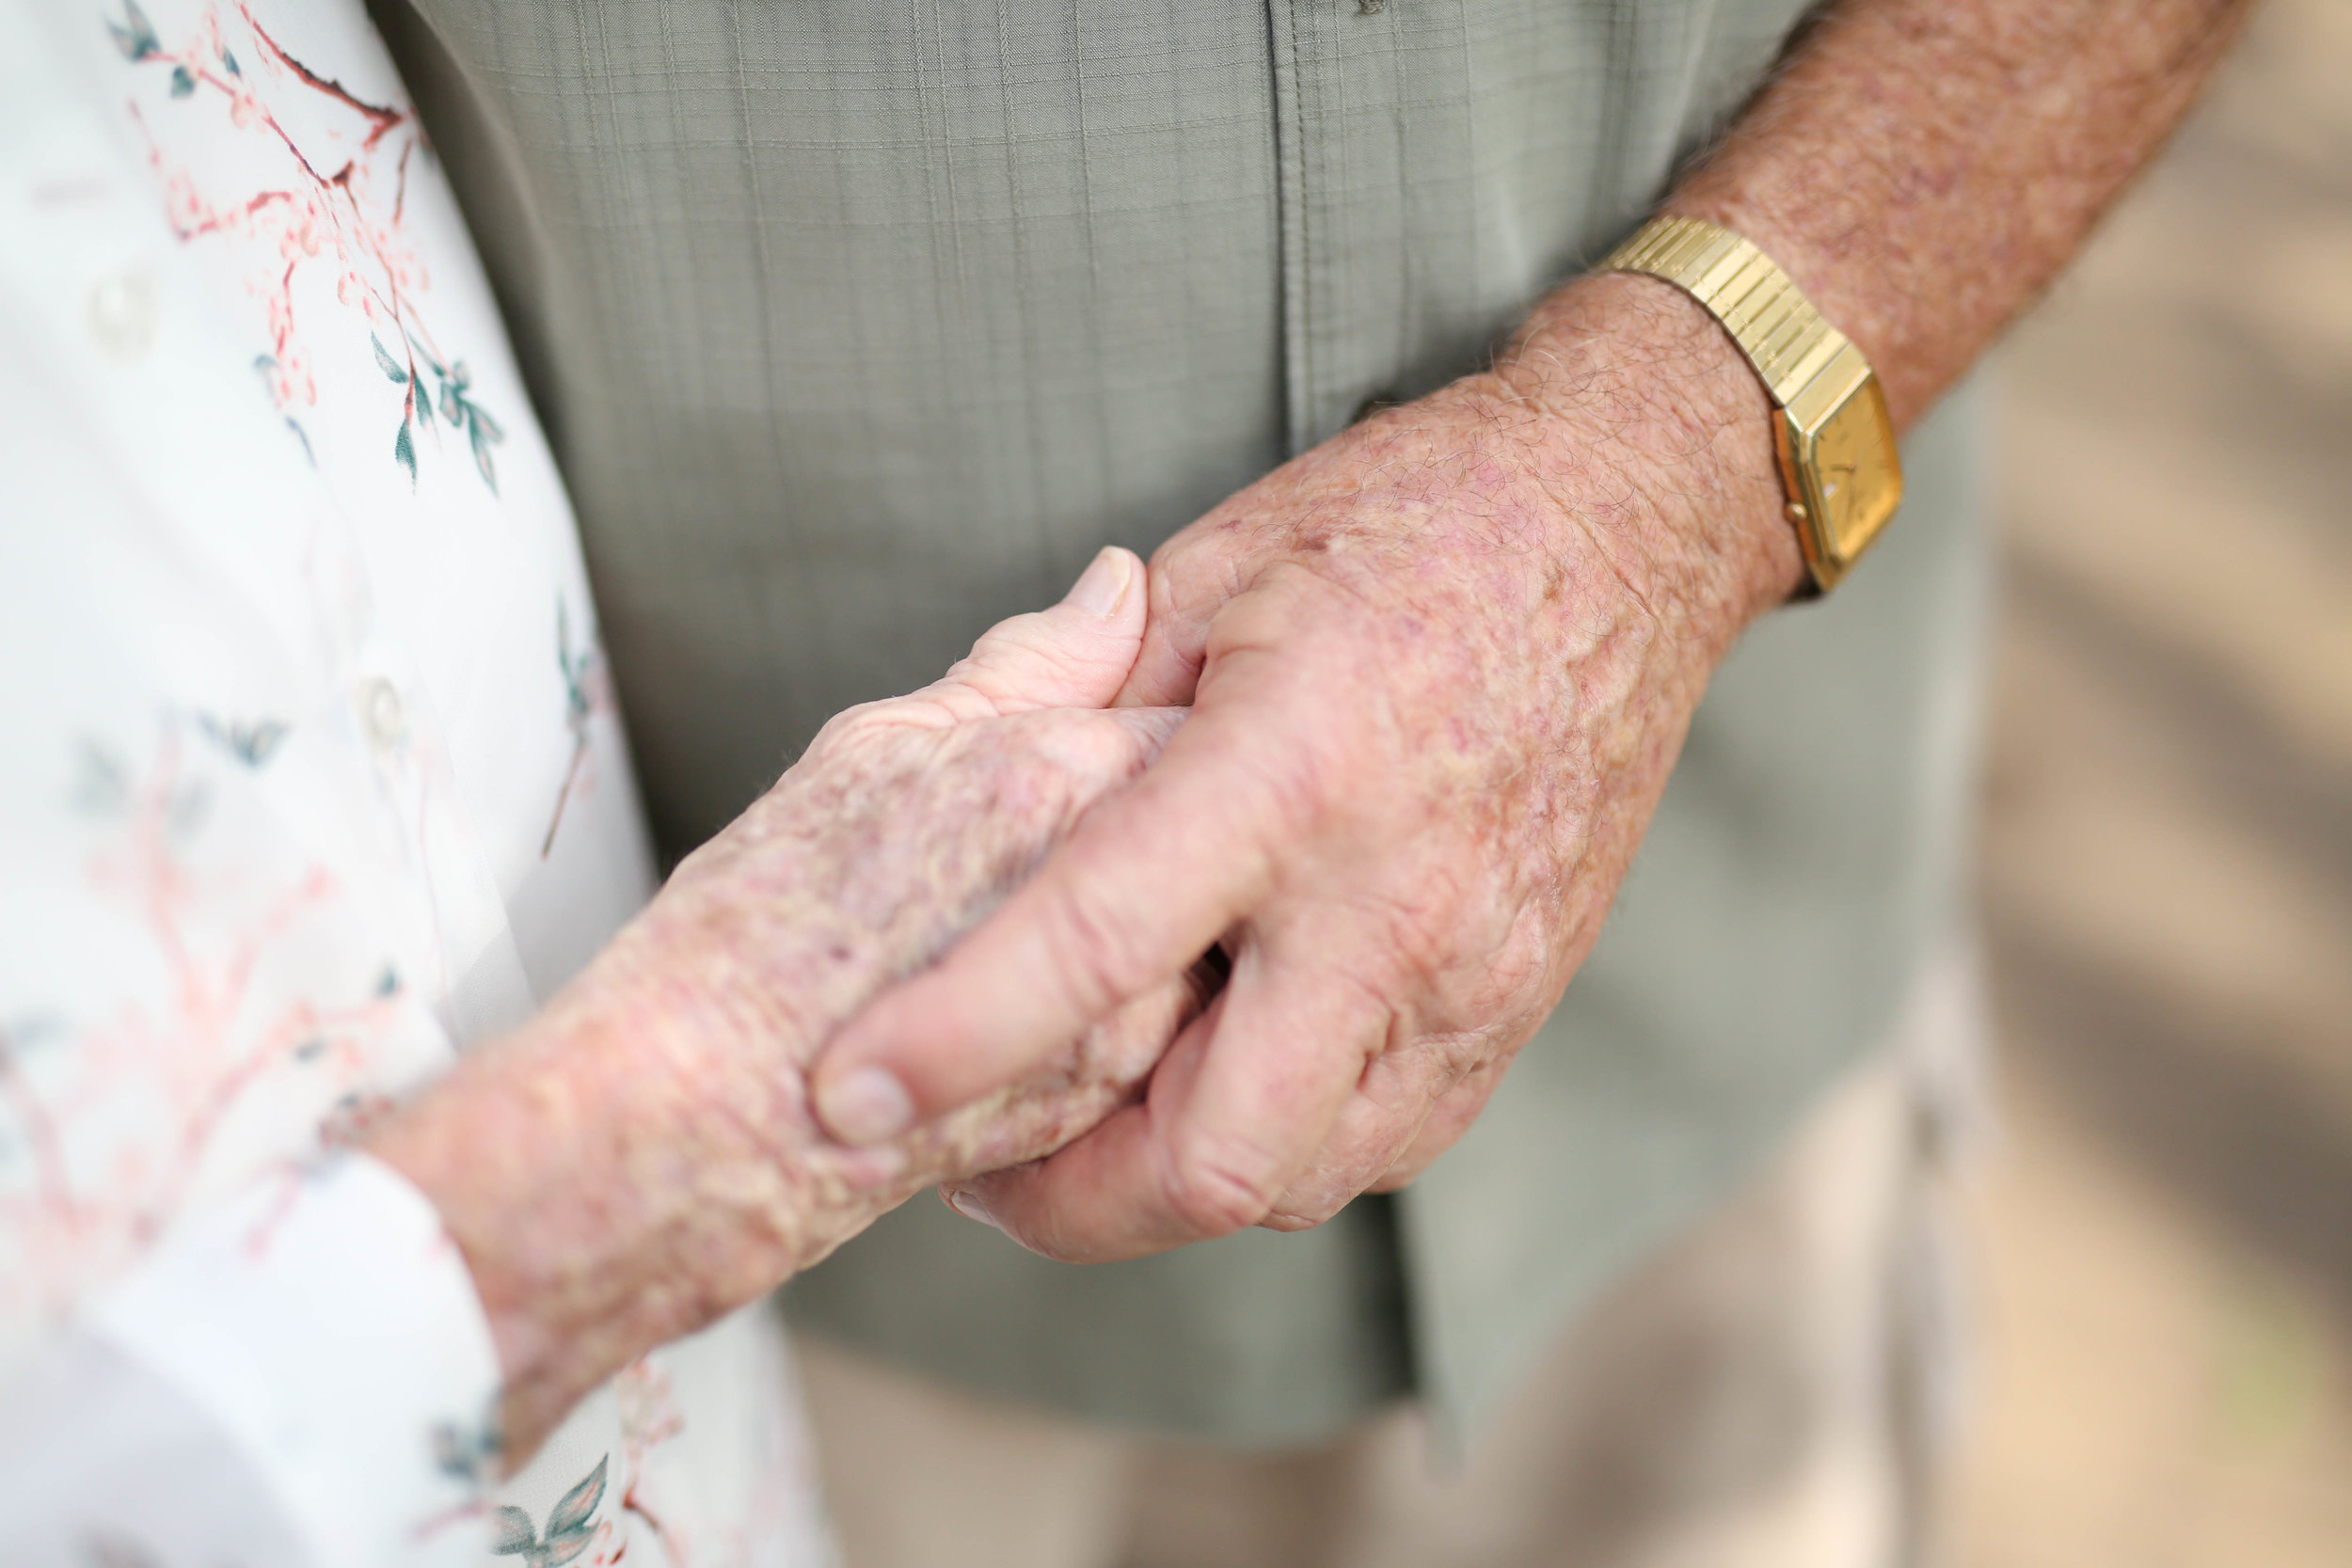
[
  {"x1": 1356, "y1": 883, "x2": 1472, "y2": 998},
  {"x1": 938, "y1": 643, "x2": 1032, "y2": 701},
  {"x1": 1025, "y1": 708, "x2": 1152, "y2": 794},
  {"x1": 1159, "y1": 1135, "x2": 1281, "y2": 1237},
  {"x1": 1269, "y1": 741, "x2": 1342, "y2": 831},
  {"x1": 1155, "y1": 531, "x2": 1240, "y2": 610},
  {"x1": 1326, "y1": 958, "x2": 1405, "y2": 1044},
  {"x1": 808, "y1": 698, "x2": 894, "y2": 747},
  {"x1": 1225, "y1": 721, "x2": 1343, "y2": 847}
]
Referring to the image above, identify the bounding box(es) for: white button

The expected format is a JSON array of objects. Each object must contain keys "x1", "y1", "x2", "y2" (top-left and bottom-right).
[
  {"x1": 358, "y1": 677, "x2": 406, "y2": 752},
  {"x1": 87, "y1": 270, "x2": 155, "y2": 359}
]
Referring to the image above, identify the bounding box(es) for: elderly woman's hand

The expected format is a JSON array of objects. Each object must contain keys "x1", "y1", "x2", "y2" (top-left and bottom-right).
[{"x1": 368, "y1": 547, "x2": 1195, "y2": 1464}]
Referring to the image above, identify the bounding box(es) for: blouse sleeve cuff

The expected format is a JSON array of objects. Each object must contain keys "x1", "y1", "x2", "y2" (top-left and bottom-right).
[{"x1": 88, "y1": 1151, "x2": 504, "y2": 1568}]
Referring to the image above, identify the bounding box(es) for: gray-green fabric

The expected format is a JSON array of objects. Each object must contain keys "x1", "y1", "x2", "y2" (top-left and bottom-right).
[{"x1": 373, "y1": 0, "x2": 1990, "y2": 1449}]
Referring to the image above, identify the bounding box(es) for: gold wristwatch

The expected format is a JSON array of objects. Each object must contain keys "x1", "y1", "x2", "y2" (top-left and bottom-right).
[{"x1": 1602, "y1": 214, "x2": 1900, "y2": 594}]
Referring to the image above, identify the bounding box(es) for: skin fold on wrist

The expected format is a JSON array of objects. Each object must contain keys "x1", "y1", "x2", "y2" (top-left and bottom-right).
[{"x1": 1481, "y1": 268, "x2": 1808, "y2": 634}]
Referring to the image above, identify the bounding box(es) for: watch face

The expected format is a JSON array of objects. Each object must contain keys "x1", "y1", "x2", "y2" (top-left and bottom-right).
[{"x1": 1802, "y1": 380, "x2": 1902, "y2": 570}]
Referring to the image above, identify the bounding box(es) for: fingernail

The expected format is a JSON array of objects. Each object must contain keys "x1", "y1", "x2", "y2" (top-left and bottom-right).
[
  {"x1": 817, "y1": 1066, "x2": 915, "y2": 1144},
  {"x1": 1062, "y1": 546, "x2": 1131, "y2": 616},
  {"x1": 944, "y1": 1187, "x2": 1002, "y2": 1233}
]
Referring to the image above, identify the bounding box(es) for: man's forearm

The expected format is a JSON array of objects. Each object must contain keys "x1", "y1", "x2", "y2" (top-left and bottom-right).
[
  {"x1": 1580, "y1": 0, "x2": 2255, "y2": 432},
  {"x1": 1479, "y1": 0, "x2": 2256, "y2": 633}
]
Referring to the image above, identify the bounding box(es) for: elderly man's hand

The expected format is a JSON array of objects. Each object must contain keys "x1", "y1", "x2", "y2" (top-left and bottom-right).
[
  {"x1": 810, "y1": 276, "x2": 1807, "y2": 1259},
  {"x1": 804, "y1": 0, "x2": 2266, "y2": 1262}
]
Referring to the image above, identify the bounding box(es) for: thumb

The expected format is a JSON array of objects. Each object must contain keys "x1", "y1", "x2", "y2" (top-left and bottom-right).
[
  {"x1": 1113, "y1": 530, "x2": 1246, "y2": 708},
  {"x1": 932, "y1": 546, "x2": 1148, "y2": 717}
]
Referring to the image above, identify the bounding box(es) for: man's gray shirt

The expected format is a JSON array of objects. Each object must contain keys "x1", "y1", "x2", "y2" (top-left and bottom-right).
[{"x1": 375, "y1": 0, "x2": 1989, "y2": 1449}]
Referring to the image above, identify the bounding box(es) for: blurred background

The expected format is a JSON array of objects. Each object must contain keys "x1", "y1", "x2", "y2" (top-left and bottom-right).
[{"x1": 1947, "y1": 0, "x2": 2352, "y2": 1560}]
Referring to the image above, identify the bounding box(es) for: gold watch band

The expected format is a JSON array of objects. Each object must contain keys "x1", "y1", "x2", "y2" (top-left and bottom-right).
[
  {"x1": 1601, "y1": 214, "x2": 1902, "y2": 594},
  {"x1": 1604, "y1": 214, "x2": 1865, "y2": 410}
]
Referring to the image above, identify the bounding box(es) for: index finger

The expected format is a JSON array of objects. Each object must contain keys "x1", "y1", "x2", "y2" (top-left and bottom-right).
[{"x1": 808, "y1": 653, "x2": 1307, "y2": 1144}]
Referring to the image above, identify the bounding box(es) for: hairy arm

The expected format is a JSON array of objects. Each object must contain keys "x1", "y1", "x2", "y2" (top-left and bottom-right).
[
  {"x1": 1498, "y1": 0, "x2": 2264, "y2": 627},
  {"x1": 1664, "y1": 0, "x2": 2254, "y2": 428},
  {"x1": 807, "y1": 0, "x2": 2260, "y2": 1259}
]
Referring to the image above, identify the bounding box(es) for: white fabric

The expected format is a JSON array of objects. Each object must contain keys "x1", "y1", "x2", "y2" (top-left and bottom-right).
[
  {"x1": 0, "y1": 1, "x2": 831, "y2": 1562},
  {"x1": 14, "y1": 1156, "x2": 501, "y2": 1568},
  {"x1": 0, "y1": 1336, "x2": 315, "y2": 1568}
]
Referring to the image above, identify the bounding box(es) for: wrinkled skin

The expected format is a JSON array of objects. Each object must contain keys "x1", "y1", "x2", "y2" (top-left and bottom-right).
[
  {"x1": 372, "y1": 549, "x2": 1201, "y2": 1462},
  {"x1": 375, "y1": 0, "x2": 2261, "y2": 1458},
  {"x1": 811, "y1": 276, "x2": 1804, "y2": 1261},
  {"x1": 807, "y1": 0, "x2": 2260, "y2": 1263}
]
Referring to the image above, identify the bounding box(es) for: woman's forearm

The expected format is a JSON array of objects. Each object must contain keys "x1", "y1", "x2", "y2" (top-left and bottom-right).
[
  {"x1": 373, "y1": 916, "x2": 1193, "y2": 1460},
  {"x1": 372, "y1": 553, "x2": 1200, "y2": 1464}
]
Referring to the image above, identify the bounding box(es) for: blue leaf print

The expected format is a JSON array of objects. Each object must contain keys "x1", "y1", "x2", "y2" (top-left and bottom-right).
[
  {"x1": 489, "y1": 1508, "x2": 537, "y2": 1556},
  {"x1": 199, "y1": 714, "x2": 290, "y2": 767},
  {"x1": 543, "y1": 596, "x2": 597, "y2": 853},
  {"x1": 393, "y1": 415, "x2": 417, "y2": 484},
  {"x1": 167, "y1": 63, "x2": 194, "y2": 96},
  {"x1": 468, "y1": 407, "x2": 500, "y2": 492},
  {"x1": 105, "y1": 0, "x2": 160, "y2": 61},
  {"x1": 371, "y1": 334, "x2": 409, "y2": 385},
  {"x1": 546, "y1": 1458, "x2": 606, "y2": 1538},
  {"x1": 429, "y1": 1408, "x2": 498, "y2": 1484},
  {"x1": 490, "y1": 1456, "x2": 608, "y2": 1568}
]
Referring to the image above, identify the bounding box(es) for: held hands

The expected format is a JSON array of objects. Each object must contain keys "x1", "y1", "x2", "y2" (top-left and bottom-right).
[
  {"x1": 810, "y1": 273, "x2": 1806, "y2": 1262},
  {"x1": 372, "y1": 547, "x2": 1204, "y2": 1461},
  {"x1": 377, "y1": 273, "x2": 1804, "y2": 1464}
]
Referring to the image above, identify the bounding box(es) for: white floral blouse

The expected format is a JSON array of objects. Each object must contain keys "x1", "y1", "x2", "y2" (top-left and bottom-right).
[{"x1": 0, "y1": 3, "x2": 833, "y2": 1563}]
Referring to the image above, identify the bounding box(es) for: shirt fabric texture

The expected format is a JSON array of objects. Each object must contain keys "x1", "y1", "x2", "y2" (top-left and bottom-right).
[{"x1": 374, "y1": 0, "x2": 1992, "y2": 1450}]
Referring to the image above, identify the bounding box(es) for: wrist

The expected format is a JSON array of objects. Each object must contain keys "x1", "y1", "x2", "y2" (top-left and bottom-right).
[
  {"x1": 363, "y1": 1015, "x2": 639, "y2": 1464},
  {"x1": 1478, "y1": 269, "x2": 1806, "y2": 638},
  {"x1": 365, "y1": 951, "x2": 814, "y2": 1464}
]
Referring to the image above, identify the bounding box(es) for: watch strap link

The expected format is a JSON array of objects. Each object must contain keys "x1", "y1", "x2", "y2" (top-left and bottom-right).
[
  {"x1": 1602, "y1": 213, "x2": 1903, "y2": 595},
  {"x1": 1602, "y1": 214, "x2": 1869, "y2": 418}
]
